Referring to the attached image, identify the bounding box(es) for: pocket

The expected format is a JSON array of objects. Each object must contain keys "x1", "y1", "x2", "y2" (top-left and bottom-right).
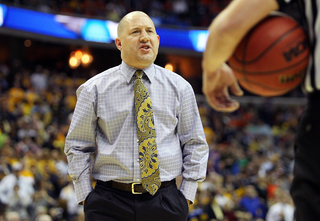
[
  {"x1": 176, "y1": 188, "x2": 189, "y2": 212},
  {"x1": 159, "y1": 186, "x2": 189, "y2": 221},
  {"x1": 83, "y1": 190, "x2": 93, "y2": 210},
  {"x1": 161, "y1": 185, "x2": 189, "y2": 213}
]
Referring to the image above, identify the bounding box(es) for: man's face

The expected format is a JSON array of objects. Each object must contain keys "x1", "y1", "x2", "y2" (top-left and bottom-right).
[{"x1": 115, "y1": 12, "x2": 160, "y2": 69}]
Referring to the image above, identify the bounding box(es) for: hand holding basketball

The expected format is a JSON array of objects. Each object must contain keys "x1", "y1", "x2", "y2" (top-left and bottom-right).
[{"x1": 228, "y1": 14, "x2": 310, "y2": 96}]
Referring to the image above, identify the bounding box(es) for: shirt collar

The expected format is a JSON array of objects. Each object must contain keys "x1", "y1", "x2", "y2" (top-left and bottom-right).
[{"x1": 121, "y1": 61, "x2": 155, "y2": 84}]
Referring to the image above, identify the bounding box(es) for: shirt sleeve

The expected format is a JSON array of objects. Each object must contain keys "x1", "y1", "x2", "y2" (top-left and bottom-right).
[
  {"x1": 177, "y1": 82, "x2": 209, "y2": 203},
  {"x1": 64, "y1": 84, "x2": 97, "y2": 205}
]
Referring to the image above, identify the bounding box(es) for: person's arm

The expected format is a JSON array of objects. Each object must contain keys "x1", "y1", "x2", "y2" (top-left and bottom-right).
[
  {"x1": 64, "y1": 85, "x2": 97, "y2": 205},
  {"x1": 178, "y1": 83, "x2": 209, "y2": 204},
  {"x1": 202, "y1": 0, "x2": 279, "y2": 112}
]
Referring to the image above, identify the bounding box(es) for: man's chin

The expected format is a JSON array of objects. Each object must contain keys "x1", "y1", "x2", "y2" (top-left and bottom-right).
[{"x1": 138, "y1": 56, "x2": 155, "y2": 66}]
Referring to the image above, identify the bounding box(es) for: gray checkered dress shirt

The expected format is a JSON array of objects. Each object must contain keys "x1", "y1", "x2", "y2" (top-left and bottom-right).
[{"x1": 65, "y1": 61, "x2": 209, "y2": 204}]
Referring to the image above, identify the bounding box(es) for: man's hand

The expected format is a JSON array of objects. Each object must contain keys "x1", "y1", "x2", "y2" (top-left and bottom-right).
[{"x1": 202, "y1": 62, "x2": 243, "y2": 112}]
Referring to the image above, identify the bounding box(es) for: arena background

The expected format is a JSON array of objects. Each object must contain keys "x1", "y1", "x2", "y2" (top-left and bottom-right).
[{"x1": 0, "y1": 1, "x2": 306, "y2": 221}]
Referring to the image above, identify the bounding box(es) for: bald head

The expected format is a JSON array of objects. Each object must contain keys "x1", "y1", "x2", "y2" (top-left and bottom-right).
[{"x1": 117, "y1": 11, "x2": 154, "y2": 38}]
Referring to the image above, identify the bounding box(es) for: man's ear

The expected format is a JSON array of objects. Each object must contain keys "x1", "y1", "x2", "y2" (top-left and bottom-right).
[{"x1": 115, "y1": 38, "x2": 122, "y2": 51}]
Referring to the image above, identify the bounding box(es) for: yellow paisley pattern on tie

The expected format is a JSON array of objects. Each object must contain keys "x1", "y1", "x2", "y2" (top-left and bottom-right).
[
  {"x1": 137, "y1": 97, "x2": 155, "y2": 133},
  {"x1": 134, "y1": 70, "x2": 161, "y2": 195}
]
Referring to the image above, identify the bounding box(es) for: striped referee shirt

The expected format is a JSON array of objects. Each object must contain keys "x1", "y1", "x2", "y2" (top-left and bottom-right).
[
  {"x1": 64, "y1": 61, "x2": 209, "y2": 204},
  {"x1": 277, "y1": 0, "x2": 319, "y2": 93}
]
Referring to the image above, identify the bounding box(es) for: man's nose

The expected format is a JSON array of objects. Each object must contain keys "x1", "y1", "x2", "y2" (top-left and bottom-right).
[{"x1": 140, "y1": 31, "x2": 149, "y2": 42}]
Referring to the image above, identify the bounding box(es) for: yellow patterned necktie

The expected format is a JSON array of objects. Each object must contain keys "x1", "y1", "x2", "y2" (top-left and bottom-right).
[{"x1": 134, "y1": 70, "x2": 161, "y2": 195}]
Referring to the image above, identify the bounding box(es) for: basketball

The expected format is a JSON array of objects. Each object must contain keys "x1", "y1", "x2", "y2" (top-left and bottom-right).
[{"x1": 228, "y1": 14, "x2": 310, "y2": 97}]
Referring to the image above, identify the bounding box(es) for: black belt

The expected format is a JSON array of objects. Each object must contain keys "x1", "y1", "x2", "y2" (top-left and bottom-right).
[{"x1": 98, "y1": 179, "x2": 175, "y2": 194}]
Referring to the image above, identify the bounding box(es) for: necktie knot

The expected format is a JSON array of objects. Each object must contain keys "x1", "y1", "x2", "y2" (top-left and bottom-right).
[{"x1": 135, "y1": 70, "x2": 144, "y2": 80}]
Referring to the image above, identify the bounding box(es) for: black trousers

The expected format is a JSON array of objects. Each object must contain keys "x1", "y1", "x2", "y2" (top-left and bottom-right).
[
  {"x1": 291, "y1": 94, "x2": 320, "y2": 220},
  {"x1": 84, "y1": 180, "x2": 189, "y2": 221}
]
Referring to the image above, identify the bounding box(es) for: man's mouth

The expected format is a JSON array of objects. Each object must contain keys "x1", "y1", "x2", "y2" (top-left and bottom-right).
[{"x1": 140, "y1": 45, "x2": 150, "y2": 50}]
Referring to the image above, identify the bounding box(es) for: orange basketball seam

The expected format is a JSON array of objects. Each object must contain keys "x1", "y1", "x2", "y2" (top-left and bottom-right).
[
  {"x1": 228, "y1": 54, "x2": 309, "y2": 75},
  {"x1": 232, "y1": 25, "x2": 301, "y2": 64}
]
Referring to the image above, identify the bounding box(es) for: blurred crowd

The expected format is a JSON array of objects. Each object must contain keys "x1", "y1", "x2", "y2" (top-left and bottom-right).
[
  {"x1": 0, "y1": 57, "x2": 301, "y2": 221},
  {"x1": 189, "y1": 100, "x2": 299, "y2": 221},
  {"x1": 0, "y1": 60, "x2": 86, "y2": 221},
  {"x1": 0, "y1": 1, "x2": 303, "y2": 221},
  {"x1": 1, "y1": 0, "x2": 232, "y2": 27}
]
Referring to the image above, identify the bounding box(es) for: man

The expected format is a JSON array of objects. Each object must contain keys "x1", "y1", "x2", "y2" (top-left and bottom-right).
[
  {"x1": 59, "y1": 178, "x2": 82, "y2": 221},
  {"x1": 202, "y1": 0, "x2": 318, "y2": 220},
  {"x1": 0, "y1": 162, "x2": 33, "y2": 206},
  {"x1": 266, "y1": 189, "x2": 294, "y2": 221},
  {"x1": 65, "y1": 11, "x2": 209, "y2": 221}
]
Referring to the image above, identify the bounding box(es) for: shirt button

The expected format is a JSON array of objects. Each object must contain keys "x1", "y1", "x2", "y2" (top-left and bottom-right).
[
  {"x1": 137, "y1": 139, "x2": 139, "y2": 143},
  {"x1": 137, "y1": 179, "x2": 140, "y2": 182},
  {"x1": 137, "y1": 159, "x2": 139, "y2": 162}
]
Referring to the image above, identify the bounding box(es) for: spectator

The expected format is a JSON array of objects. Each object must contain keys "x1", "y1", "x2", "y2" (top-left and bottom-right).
[
  {"x1": 0, "y1": 162, "x2": 23, "y2": 205},
  {"x1": 202, "y1": 187, "x2": 225, "y2": 220},
  {"x1": 266, "y1": 189, "x2": 294, "y2": 221},
  {"x1": 238, "y1": 185, "x2": 267, "y2": 220},
  {"x1": 30, "y1": 66, "x2": 49, "y2": 92},
  {"x1": 6, "y1": 185, "x2": 29, "y2": 220},
  {"x1": 59, "y1": 179, "x2": 82, "y2": 221}
]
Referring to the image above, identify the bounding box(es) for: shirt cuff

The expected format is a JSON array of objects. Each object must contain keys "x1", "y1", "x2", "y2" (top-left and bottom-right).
[
  {"x1": 178, "y1": 179, "x2": 199, "y2": 204},
  {"x1": 74, "y1": 178, "x2": 93, "y2": 205}
]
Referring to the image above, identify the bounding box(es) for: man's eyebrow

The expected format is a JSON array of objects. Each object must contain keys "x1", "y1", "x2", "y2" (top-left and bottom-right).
[
  {"x1": 129, "y1": 27, "x2": 140, "y2": 32},
  {"x1": 130, "y1": 26, "x2": 154, "y2": 30}
]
